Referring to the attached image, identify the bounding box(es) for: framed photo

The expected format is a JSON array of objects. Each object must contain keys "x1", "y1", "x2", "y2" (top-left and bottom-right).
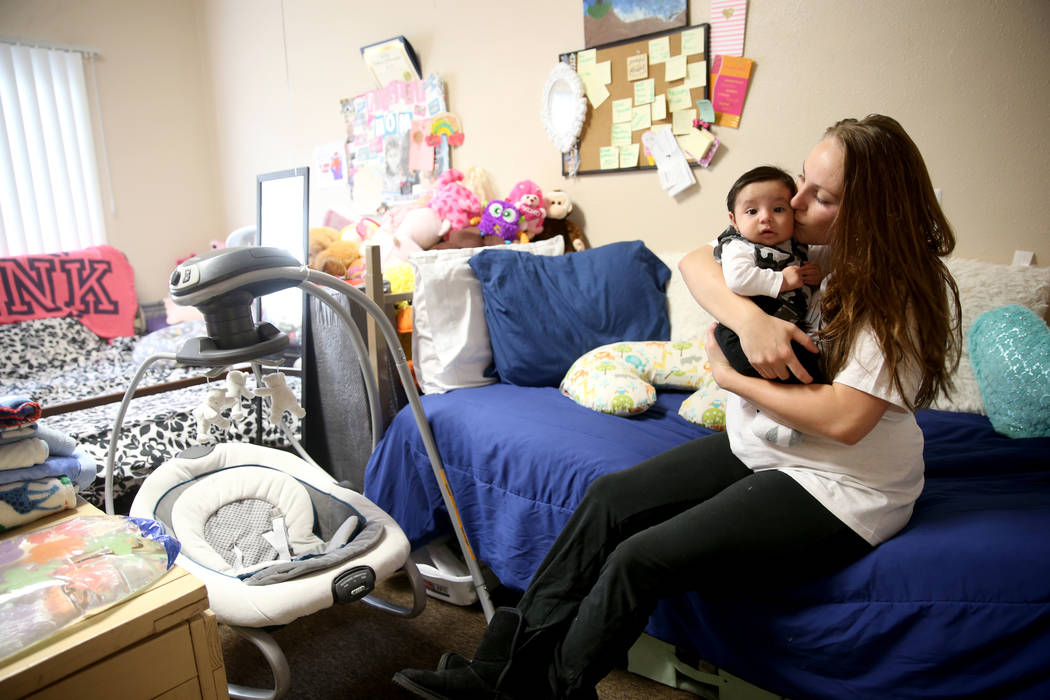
[
  {"x1": 584, "y1": 0, "x2": 688, "y2": 48},
  {"x1": 360, "y1": 36, "x2": 421, "y2": 88}
]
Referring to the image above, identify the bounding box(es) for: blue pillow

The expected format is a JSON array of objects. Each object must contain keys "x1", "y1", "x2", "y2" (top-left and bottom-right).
[
  {"x1": 968, "y1": 304, "x2": 1050, "y2": 438},
  {"x1": 469, "y1": 241, "x2": 671, "y2": 387}
]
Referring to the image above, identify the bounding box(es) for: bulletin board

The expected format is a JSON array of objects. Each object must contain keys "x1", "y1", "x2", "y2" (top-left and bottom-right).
[{"x1": 560, "y1": 23, "x2": 711, "y2": 176}]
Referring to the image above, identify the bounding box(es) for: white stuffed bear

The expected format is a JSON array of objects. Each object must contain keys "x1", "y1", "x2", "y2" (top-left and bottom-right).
[
  {"x1": 193, "y1": 386, "x2": 233, "y2": 442},
  {"x1": 224, "y1": 370, "x2": 255, "y2": 419},
  {"x1": 254, "y1": 372, "x2": 305, "y2": 428}
]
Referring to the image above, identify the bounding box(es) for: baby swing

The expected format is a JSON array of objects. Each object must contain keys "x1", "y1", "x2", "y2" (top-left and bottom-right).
[{"x1": 102, "y1": 246, "x2": 492, "y2": 699}]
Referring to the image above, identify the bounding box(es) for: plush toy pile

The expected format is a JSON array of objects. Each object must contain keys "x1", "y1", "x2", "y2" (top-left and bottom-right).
[{"x1": 306, "y1": 167, "x2": 590, "y2": 286}]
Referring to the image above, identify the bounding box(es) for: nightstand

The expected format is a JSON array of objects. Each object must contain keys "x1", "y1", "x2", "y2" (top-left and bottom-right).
[{"x1": 0, "y1": 500, "x2": 228, "y2": 699}]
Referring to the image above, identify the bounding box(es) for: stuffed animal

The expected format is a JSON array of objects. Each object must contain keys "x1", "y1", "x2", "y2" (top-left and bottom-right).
[
  {"x1": 224, "y1": 370, "x2": 254, "y2": 419},
  {"x1": 507, "y1": 180, "x2": 546, "y2": 241},
  {"x1": 193, "y1": 387, "x2": 232, "y2": 442},
  {"x1": 391, "y1": 206, "x2": 447, "y2": 258},
  {"x1": 535, "y1": 188, "x2": 588, "y2": 252},
  {"x1": 254, "y1": 372, "x2": 305, "y2": 428},
  {"x1": 462, "y1": 166, "x2": 496, "y2": 208},
  {"x1": 308, "y1": 226, "x2": 339, "y2": 267},
  {"x1": 478, "y1": 200, "x2": 520, "y2": 242},
  {"x1": 311, "y1": 238, "x2": 364, "y2": 280},
  {"x1": 428, "y1": 169, "x2": 482, "y2": 233}
]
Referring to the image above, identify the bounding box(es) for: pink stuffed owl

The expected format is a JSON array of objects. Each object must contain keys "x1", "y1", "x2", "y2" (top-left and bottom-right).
[
  {"x1": 507, "y1": 180, "x2": 546, "y2": 238},
  {"x1": 479, "y1": 200, "x2": 520, "y2": 242}
]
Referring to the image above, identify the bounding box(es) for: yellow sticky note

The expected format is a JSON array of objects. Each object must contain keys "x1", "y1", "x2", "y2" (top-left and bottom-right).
[
  {"x1": 633, "y1": 78, "x2": 654, "y2": 105},
  {"x1": 665, "y1": 54, "x2": 687, "y2": 82},
  {"x1": 648, "y1": 36, "x2": 670, "y2": 64},
  {"x1": 652, "y1": 94, "x2": 667, "y2": 121},
  {"x1": 685, "y1": 61, "x2": 707, "y2": 88},
  {"x1": 677, "y1": 130, "x2": 715, "y2": 161},
  {"x1": 612, "y1": 98, "x2": 633, "y2": 123},
  {"x1": 631, "y1": 104, "x2": 652, "y2": 131},
  {"x1": 599, "y1": 146, "x2": 620, "y2": 170},
  {"x1": 681, "y1": 28, "x2": 704, "y2": 56},
  {"x1": 577, "y1": 49, "x2": 597, "y2": 73},
  {"x1": 672, "y1": 108, "x2": 697, "y2": 135},
  {"x1": 620, "y1": 143, "x2": 640, "y2": 168},
  {"x1": 583, "y1": 74, "x2": 609, "y2": 108},
  {"x1": 593, "y1": 60, "x2": 611, "y2": 85},
  {"x1": 611, "y1": 123, "x2": 632, "y2": 147},
  {"x1": 667, "y1": 85, "x2": 692, "y2": 112},
  {"x1": 626, "y1": 53, "x2": 648, "y2": 81}
]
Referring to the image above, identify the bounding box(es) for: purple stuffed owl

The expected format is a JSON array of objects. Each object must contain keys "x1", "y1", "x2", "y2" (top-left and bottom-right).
[{"x1": 478, "y1": 200, "x2": 521, "y2": 242}]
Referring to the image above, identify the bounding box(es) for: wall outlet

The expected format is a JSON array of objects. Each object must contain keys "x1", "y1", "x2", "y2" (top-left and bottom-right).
[
  {"x1": 1012, "y1": 250, "x2": 1035, "y2": 267},
  {"x1": 934, "y1": 188, "x2": 942, "y2": 204}
]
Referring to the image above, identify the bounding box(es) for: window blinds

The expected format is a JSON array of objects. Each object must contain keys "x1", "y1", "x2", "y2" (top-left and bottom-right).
[{"x1": 0, "y1": 42, "x2": 107, "y2": 256}]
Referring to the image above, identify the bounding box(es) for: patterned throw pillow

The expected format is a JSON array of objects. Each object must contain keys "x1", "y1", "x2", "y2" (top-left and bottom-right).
[{"x1": 559, "y1": 338, "x2": 727, "y2": 430}]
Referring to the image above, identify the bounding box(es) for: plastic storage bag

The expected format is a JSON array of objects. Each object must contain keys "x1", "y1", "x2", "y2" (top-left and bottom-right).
[{"x1": 0, "y1": 514, "x2": 180, "y2": 660}]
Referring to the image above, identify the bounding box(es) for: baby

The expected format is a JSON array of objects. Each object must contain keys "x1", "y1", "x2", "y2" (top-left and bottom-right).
[{"x1": 713, "y1": 165, "x2": 825, "y2": 385}]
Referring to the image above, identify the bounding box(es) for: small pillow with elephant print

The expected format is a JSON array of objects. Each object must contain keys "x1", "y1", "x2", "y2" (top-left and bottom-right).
[{"x1": 559, "y1": 338, "x2": 727, "y2": 430}]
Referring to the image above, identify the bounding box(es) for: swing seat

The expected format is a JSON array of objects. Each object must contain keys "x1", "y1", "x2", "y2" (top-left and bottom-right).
[
  {"x1": 131, "y1": 441, "x2": 416, "y2": 627},
  {"x1": 130, "y1": 441, "x2": 424, "y2": 699}
]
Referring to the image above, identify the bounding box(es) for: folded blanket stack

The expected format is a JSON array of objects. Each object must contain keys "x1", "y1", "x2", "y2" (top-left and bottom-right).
[{"x1": 0, "y1": 396, "x2": 96, "y2": 532}]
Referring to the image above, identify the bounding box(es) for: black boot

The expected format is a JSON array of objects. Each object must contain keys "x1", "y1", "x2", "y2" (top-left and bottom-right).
[
  {"x1": 393, "y1": 607, "x2": 524, "y2": 700},
  {"x1": 436, "y1": 651, "x2": 469, "y2": 671}
]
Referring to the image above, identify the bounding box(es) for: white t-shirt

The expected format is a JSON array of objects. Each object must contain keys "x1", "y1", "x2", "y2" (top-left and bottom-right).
[{"x1": 723, "y1": 245, "x2": 925, "y2": 545}]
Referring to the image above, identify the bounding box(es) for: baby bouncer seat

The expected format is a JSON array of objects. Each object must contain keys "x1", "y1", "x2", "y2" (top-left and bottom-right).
[{"x1": 103, "y1": 247, "x2": 486, "y2": 699}]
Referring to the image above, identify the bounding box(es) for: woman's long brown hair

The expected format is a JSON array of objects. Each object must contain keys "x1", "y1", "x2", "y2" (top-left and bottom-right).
[{"x1": 818, "y1": 115, "x2": 961, "y2": 409}]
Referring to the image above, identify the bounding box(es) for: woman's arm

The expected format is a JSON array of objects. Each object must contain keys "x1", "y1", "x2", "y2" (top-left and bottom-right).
[
  {"x1": 705, "y1": 325, "x2": 888, "y2": 444},
  {"x1": 679, "y1": 245, "x2": 818, "y2": 382}
]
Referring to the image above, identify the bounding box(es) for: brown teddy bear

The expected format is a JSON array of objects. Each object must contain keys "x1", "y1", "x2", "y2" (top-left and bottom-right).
[{"x1": 309, "y1": 227, "x2": 363, "y2": 279}]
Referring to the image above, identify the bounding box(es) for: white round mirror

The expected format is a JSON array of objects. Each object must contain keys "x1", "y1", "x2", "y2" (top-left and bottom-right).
[{"x1": 541, "y1": 62, "x2": 586, "y2": 155}]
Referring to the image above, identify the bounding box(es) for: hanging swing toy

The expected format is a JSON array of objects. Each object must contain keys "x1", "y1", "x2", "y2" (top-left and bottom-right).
[{"x1": 103, "y1": 246, "x2": 494, "y2": 700}]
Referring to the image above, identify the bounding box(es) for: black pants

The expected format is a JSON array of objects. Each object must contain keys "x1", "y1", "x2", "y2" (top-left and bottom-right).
[
  {"x1": 516, "y1": 431, "x2": 871, "y2": 695},
  {"x1": 715, "y1": 322, "x2": 826, "y2": 384}
]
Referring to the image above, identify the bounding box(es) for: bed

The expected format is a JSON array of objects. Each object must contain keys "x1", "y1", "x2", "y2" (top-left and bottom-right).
[
  {"x1": 361, "y1": 240, "x2": 1050, "y2": 699},
  {"x1": 0, "y1": 246, "x2": 297, "y2": 512}
]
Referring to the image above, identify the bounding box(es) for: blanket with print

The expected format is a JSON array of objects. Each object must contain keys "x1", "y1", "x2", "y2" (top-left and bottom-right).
[{"x1": 0, "y1": 244, "x2": 137, "y2": 338}]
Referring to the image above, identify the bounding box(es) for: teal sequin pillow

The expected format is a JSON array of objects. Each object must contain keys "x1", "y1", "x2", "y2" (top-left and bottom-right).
[{"x1": 968, "y1": 304, "x2": 1050, "y2": 438}]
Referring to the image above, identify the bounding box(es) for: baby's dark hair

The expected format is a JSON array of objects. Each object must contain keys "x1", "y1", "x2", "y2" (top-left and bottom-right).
[{"x1": 726, "y1": 165, "x2": 797, "y2": 211}]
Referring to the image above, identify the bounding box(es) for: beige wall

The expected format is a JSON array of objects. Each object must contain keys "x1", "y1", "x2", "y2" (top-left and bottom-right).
[
  {"x1": 2, "y1": 0, "x2": 1047, "y2": 300},
  {"x1": 0, "y1": 0, "x2": 221, "y2": 302}
]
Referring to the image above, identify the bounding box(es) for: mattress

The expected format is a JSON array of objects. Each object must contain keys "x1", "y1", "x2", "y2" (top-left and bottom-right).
[
  {"x1": 2, "y1": 316, "x2": 297, "y2": 509},
  {"x1": 365, "y1": 383, "x2": 1050, "y2": 698}
]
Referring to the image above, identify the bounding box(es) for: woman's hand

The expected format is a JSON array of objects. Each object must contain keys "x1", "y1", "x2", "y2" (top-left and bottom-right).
[
  {"x1": 681, "y1": 245, "x2": 818, "y2": 383},
  {"x1": 737, "y1": 314, "x2": 819, "y2": 383},
  {"x1": 707, "y1": 323, "x2": 889, "y2": 445}
]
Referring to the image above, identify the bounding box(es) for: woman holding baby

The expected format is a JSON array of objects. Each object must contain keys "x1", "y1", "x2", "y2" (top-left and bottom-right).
[{"x1": 395, "y1": 114, "x2": 961, "y2": 700}]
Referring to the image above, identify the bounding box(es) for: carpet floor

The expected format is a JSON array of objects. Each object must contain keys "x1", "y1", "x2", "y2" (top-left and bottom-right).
[{"x1": 218, "y1": 572, "x2": 700, "y2": 699}]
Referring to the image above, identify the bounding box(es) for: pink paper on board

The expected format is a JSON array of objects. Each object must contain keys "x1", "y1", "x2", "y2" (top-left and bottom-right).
[
  {"x1": 408, "y1": 119, "x2": 435, "y2": 172},
  {"x1": 709, "y1": 0, "x2": 748, "y2": 57},
  {"x1": 710, "y1": 55, "x2": 753, "y2": 128}
]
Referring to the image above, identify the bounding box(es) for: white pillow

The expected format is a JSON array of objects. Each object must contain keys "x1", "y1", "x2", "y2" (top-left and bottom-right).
[
  {"x1": 410, "y1": 237, "x2": 564, "y2": 394},
  {"x1": 656, "y1": 251, "x2": 717, "y2": 340},
  {"x1": 931, "y1": 257, "x2": 1050, "y2": 414}
]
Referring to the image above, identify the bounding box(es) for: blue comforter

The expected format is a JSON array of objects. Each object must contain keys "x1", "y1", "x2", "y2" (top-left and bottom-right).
[{"x1": 365, "y1": 384, "x2": 1050, "y2": 699}]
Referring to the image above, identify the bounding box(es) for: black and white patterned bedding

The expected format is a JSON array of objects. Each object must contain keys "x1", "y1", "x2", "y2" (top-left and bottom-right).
[{"x1": 1, "y1": 316, "x2": 298, "y2": 510}]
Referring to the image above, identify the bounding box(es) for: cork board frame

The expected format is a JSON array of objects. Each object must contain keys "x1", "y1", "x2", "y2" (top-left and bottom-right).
[{"x1": 560, "y1": 23, "x2": 711, "y2": 176}]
